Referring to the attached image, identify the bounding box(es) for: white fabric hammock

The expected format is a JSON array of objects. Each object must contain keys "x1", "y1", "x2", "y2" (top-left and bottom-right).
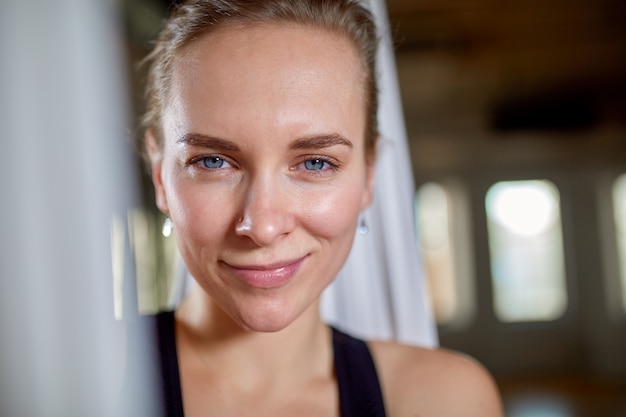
[{"x1": 320, "y1": 0, "x2": 438, "y2": 348}]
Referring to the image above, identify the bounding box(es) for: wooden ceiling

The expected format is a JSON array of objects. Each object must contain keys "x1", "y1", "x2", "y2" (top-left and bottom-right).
[
  {"x1": 384, "y1": 0, "x2": 626, "y2": 175},
  {"x1": 386, "y1": 0, "x2": 626, "y2": 88}
]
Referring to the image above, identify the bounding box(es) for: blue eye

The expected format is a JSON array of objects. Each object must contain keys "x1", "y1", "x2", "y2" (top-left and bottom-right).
[
  {"x1": 201, "y1": 156, "x2": 226, "y2": 169},
  {"x1": 304, "y1": 158, "x2": 328, "y2": 171}
]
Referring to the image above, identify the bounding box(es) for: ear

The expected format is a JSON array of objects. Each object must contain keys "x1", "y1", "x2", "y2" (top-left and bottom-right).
[
  {"x1": 146, "y1": 129, "x2": 170, "y2": 214},
  {"x1": 360, "y1": 158, "x2": 375, "y2": 210}
]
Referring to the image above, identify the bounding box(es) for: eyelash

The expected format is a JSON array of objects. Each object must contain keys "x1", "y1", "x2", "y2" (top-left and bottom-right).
[
  {"x1": 187, "y1": 154, "x2": 234, "y2": 170},
  {"x1": 294, "y1": 155, "x2": 341, "y2": 174}
]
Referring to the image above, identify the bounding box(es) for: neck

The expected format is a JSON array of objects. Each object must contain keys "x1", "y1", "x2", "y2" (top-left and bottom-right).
[{"x1": 174, "y1": 284, "x2": 333, "y2": 388}]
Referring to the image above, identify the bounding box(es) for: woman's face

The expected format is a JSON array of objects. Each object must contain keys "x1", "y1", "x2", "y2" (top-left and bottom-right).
[{"x1": 148, "y1": 24, "x2": 374, "y2": 332}]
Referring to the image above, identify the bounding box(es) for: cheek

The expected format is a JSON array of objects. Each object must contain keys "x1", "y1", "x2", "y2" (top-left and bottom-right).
[
  {"x1": 297, "y1": 180, "x2": 364, "y2": 239},
  {"x1": 165, "y1": 179, "x2": 235, "y2": 245}
]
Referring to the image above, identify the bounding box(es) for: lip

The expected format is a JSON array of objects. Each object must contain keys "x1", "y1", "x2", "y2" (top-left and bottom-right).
[{"x1": 222, "y1": 256, "x2": 308, "y2": 289}]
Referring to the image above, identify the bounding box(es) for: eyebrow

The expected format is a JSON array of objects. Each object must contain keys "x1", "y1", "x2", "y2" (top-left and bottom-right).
[
  {"x1": 177, "y1": 133, "x2": 240, "y2": 151},
  {"x1": 289, "y1": 134, "x2": 353, "y2": 150},
  {"x1": 176, "y1": 133, "x2": 353, "y2": 151}
]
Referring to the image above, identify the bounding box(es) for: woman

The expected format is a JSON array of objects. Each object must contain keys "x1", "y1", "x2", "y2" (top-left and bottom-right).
[{"x1": 141, "y1": 0, "x2": 503, "y2": 415}]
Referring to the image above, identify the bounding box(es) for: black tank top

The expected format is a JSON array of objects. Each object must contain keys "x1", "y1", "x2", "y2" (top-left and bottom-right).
[{"x1": 155, "y1": 311, "x2": 387, "y2": 417}]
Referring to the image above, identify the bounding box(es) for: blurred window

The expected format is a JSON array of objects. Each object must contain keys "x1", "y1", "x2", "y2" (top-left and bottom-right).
[
  {"x1": 126, "y1": 209, "x2": 179, "y2": 315},
  {"x1": 612, "y1": 174, "x2": 626, "y2": 314},
  {"x1": 485, "y1": 180, "x2": 567, "y2": 322},
  {"x1": 416, "y1": 182, "x2": 474, "y2": 327}
]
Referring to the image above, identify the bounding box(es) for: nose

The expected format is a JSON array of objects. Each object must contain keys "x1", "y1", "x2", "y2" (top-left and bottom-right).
[{"x1": 235, "y1": 175, "x2": 295, "y2": 246}]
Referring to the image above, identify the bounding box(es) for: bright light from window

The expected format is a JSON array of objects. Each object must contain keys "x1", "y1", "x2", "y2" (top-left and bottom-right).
[
  {"x1": 416, "y1": 182, "x2": 474, "y2": 327},
  {"x1": 486, "y1": 180, "x2": 567, "y2": 322},
  {"x1": 418, "y1": 183, "x2": 450, "y2": 249},
  {"x1": 488, "y1": 182, "x2": 557, "y2": 236},
  {"x1": 612, "y1": 174, "x2": 626, "y2": 314}
]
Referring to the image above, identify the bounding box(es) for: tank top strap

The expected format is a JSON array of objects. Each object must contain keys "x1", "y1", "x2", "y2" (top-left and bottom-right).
[
  {"x1": 156, "y1": 310, "x2": 184, "y2": 417},
  {"x1": 332, "y1": 326, "x2": 387, "y2": 417}
]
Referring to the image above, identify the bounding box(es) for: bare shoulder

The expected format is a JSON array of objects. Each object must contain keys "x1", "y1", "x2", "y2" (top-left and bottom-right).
[{"x1": 368, "y1": 340, "x2": 503, "y2": 417}]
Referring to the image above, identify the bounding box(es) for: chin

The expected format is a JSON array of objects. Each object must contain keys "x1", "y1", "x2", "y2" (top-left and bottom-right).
[{"x1": 231, "y1": 298, "x2": 305, "y2": 333}]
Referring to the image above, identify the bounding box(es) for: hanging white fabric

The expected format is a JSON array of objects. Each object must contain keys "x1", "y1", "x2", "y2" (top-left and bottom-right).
[
  {"x1": 320, "y1": 0, "x2": 439, "y2": 348},
  {"x1": 0, "y1": 1, "x2": 158, "y2": 415}
]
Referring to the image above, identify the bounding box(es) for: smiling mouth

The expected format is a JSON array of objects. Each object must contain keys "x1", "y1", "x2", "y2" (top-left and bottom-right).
[{"x1": 222, "y1": 256, "x2": 308, "y2": 289}]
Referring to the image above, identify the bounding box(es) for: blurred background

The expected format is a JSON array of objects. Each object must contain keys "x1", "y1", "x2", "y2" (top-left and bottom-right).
[{"x1": 386, "y1": 0, "x2": 626, "y2": 415}]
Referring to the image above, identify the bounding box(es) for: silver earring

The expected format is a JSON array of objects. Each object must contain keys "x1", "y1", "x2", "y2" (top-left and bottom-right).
[
  {"x1": 358, "y1": 216, "x2": 369, "y2": 235},
  {"x1": 162, "y1": 217, "x2": 173, "y2": 238}
]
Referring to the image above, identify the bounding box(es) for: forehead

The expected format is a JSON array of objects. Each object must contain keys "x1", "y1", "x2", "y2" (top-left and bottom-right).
[
  {"x1": 164, "y1": 24, "x2": 367, "y2": 140},
  {"x1": 175, "y1": 22, "x2": 364, "y2": 82}
]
